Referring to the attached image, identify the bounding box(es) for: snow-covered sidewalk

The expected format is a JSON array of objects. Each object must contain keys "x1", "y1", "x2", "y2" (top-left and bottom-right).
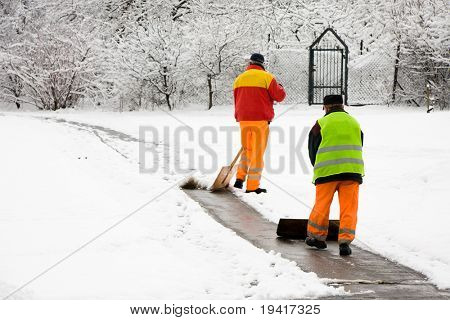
[
  {"x1": 0, "y1": 114, "x2": 339, "y2": 299},
  {"x1": 12, "y1": 104, "x2": 449, "y2": 290}
]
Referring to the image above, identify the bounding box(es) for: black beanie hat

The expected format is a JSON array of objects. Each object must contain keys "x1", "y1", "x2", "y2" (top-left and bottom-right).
[
  {"x1": 323, "y1": 94, "x2": 343, "y2": 105},
  {"x1": 250, "y1": 53, "x2": 265, "y2": 65}
]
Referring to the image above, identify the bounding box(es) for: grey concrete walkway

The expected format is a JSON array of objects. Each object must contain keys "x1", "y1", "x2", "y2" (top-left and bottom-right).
[{"x1": 184, "y1": 189, "x2": 450, "y2": 299}]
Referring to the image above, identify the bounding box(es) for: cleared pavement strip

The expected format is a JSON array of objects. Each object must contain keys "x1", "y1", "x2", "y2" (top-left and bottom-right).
[{"x1": 183, "y1": 189, "x2": 450, "y2": 299}]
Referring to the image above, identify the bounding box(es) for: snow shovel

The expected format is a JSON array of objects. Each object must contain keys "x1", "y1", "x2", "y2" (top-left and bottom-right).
[
  {"x1": 210, "y1": 147, "x2": 243, "y2": 192},
  {"x1": 276, "y1": 219, "x2": 340, "y2": 241}
]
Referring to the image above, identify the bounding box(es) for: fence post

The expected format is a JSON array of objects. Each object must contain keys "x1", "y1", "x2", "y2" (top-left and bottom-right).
[
  {"x1": 392, "y1": 44, "x2": 401, "y2": 102},
  {"x1": 344, "y1": 48, "x2": 349, "y2": 105},
  {"x1": 308, "y1": 48, "x2": 314, "y2": 105}
]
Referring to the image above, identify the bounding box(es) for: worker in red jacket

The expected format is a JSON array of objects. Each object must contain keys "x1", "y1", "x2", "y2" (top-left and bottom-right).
[{"x1": 233, "y1": 53, "x2": 286, "y2": 193}]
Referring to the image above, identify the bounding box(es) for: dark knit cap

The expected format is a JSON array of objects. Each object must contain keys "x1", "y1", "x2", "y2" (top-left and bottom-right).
[
  {"x1": 250, "y1": 53, "x2": 265, "y2": 65},
  {"x1": 323, "y1": 94, "x2": 343, "y2": 105}
]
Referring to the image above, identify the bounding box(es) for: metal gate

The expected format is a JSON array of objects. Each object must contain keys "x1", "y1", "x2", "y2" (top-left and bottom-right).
[{"x1": 308, "y1": 28, "x2": 349, "y2": 105}]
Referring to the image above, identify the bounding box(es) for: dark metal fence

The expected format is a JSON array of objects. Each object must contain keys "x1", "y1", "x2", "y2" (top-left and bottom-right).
[
  {"x1": 267, "y1": 48, "x2": 394, "y2": 106},
  {"x1": 181, "y1": 37, "x2": 446, "y2": 109},
  {"x1": 147, "y1": 30, "x2": 425, "y2": 109},
  {"x1": 308, "y1": 28, "x2": 348, "y2": 105}
]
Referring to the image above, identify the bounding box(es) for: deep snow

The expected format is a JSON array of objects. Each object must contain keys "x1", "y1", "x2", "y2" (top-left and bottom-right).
[
  {"x1": 1, "y1": 103, "x2": 449, "y2": 299},
  {"x1": 4, "y1": 103, "x2": 447, "y2": 290},
  {"x1": 0, "y1": 113, "x2": 340, "y2": 299}
]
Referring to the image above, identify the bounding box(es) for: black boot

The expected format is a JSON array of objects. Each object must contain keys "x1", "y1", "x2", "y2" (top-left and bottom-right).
[
  {"x1": 339, "y1": 243, "x2": 352, "y2": 256},
  {"x1": 305, "y1": 237, "x2": 327, "y2": 249},
  {"x1": 245, "y1": 188, "x2": 267, "y2": 194},
  {"x1": 233, "y1": 179, "x2": 244, "y2": 189}
]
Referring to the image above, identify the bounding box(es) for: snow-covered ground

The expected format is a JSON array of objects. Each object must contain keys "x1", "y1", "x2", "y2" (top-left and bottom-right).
[
  {"x1": 1, "y1": 103, "x2": 449, "y2": 299},
  {"x1": 0, "y1": 112, "x2": 340, "y2": 299}
]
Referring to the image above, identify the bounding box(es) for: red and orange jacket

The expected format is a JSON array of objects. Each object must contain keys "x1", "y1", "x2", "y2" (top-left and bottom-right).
[{"x1": 233, "y1": 65, "x2": 286, "y2": 121}]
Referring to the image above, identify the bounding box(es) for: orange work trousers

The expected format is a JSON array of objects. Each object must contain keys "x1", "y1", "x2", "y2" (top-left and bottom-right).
[
  {"x1": 307, "y1": 180, "x2": 359, "y2": 244},
  {"x1": 236, "y1": 121, "x2": 269, "y2": 191}
]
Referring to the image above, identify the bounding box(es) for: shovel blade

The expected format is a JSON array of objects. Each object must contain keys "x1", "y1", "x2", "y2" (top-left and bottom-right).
[
  {"x1": 276, "y1": 218, "x2": 340, "y2": 241},
  {"x1": 210, "y1": 165, "x2": 237, "y2": 191}
]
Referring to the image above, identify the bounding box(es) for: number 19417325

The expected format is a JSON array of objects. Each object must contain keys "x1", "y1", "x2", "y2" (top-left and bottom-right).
[{"x1": 260, "y1": 304, "x2": 320, "y2": 315}]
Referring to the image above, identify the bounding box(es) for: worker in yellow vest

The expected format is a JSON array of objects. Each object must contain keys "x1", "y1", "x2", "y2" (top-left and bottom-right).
[{"x1": 306, "y1": 95, "x2": 364, "y2": 256}]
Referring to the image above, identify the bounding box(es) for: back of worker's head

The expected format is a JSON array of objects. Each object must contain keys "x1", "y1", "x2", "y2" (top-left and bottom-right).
[
  {"x1": 323, "y1": 95, "x2": 344, "y2": 113},
  {"x1": 249, "y1": 53, "x2": 265, "y2": 68}
]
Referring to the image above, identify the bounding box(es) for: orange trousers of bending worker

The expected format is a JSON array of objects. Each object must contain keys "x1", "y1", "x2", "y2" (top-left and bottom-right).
[
  {"x1": 236, "y1": 121, "x2": 269, "y2": 191},
  {"x1": 307, "y1": 181, "x2": 359, "y2": 244}
]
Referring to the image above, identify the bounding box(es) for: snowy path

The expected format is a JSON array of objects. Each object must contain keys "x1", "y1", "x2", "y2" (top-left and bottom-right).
[
  {"x1": 0, "y1": 114, "x2": 339, "y2": 299},
  {"x1": 184, "y1": 189, "x2": 450, "y2": 299},
  {"x1": 2, "y1": 105, "x2": 450, "y2": 299},
  {"x1": 26, "y1": 106, "x2": 450, "y2": 290}
]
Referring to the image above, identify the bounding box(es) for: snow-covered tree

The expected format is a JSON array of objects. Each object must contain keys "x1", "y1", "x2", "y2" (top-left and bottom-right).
[
  {"x1": 0, "y1": 0, "x2": 32, "y2": 109},
  {"x1": 0, "y1": 0, "x2": 447, "y2": 110},
  {"x1": 390, "y1": 0, "x2": 449, "y2": 108},
  {"x1": 188, "y1": 3, "x2": 255, "y2": 109},
  {"x1": 0, "y1": 0, "x2": 106, "y2": 110},
  {"x1": 107, "y1": 1, "x2": 188, "y2": 110}
]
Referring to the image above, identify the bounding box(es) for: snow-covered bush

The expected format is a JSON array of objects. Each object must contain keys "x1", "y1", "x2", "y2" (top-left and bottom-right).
[
  {"x1": 0, "y1": 0, "x2": 30, "y2": 109},
  {"x1": 0, "y1": 54, "x2": 24, "y2": 109},
  {"x1": 0, "y1": 0, "x2": 105, "y2": 110},
  {"x1": 13, "y1": 29, "x2": 98, "y2": 110}
]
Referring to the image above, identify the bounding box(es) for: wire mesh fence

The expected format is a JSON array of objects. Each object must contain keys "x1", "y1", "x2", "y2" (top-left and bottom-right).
[
  {"x1": 395, "y1": 63, "x2": 449, "y2": 110},
  {"x1": 183, "y1": 48, "x2": 398, "y2": 108},
  {"x1": 149, "y1": 47, "x2": 444, "y2": 110},
  {"x1": 347, "y1": 50, "x2": 395, "y2": 105},
  {"x1": 269, "y1": 48, "x2": 398, "y2": 106},
  {"x1": 181, "y1": 72, "x2": 236, "y2": 107},
  {"x1": 267, "y1": 49, "x2": 309, "y2": 105}
]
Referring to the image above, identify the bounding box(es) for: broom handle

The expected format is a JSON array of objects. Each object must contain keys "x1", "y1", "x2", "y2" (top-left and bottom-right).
[{"x1": 229, "y1": 147, "x2": 243, "y2": 168}]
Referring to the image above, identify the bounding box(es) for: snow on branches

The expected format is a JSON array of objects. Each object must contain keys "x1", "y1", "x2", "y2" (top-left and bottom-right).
[{"x1": 0, "y1": 0, "x2": 448, "y2": 110}]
